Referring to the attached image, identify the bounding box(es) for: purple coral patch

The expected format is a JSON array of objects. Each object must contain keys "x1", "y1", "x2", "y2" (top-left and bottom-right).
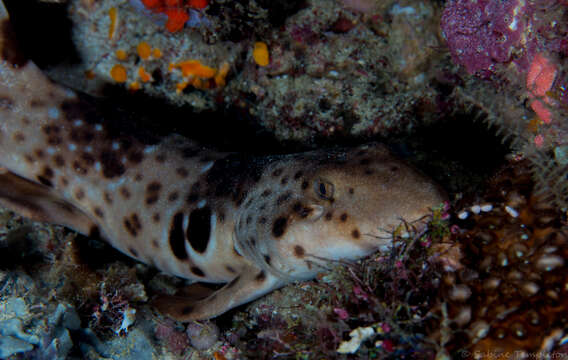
[{"x1": 441, "y1": 0, "x2": 531, "y2": 77}]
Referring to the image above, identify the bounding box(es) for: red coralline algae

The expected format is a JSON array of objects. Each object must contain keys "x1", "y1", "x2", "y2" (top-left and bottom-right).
[
  {"x1": 165, "y1": 8, "x2": 189, "y2": 32},
  {"x1": 441, "y1": 0, "x2": 531, "y2": 77},
  {"x1": 139, "y1": 0, "x2": 207, "y2": 32}
]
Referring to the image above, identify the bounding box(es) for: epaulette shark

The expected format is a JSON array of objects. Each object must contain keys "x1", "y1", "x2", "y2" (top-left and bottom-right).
[{"x1": 0, "y1": 3, "x2": 446, "y2": 320}]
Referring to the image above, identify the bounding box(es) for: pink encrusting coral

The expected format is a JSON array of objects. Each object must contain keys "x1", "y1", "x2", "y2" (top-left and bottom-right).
[
  {"x1": 526, "y1": 53, "x2": 558, "y2": 124},
  {"x1": 441, "y1": 0, "x2": 532, "y2": 77}
]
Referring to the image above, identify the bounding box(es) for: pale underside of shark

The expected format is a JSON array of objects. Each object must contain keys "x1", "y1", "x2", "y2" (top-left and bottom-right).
[{"x1": 0, "y1": 1, "x2": 445, "y2": 320}]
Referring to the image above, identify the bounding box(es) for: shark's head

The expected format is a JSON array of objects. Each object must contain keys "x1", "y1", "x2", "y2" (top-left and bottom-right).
[{"x1": 234, "y1": 143, "x2": 447, "y2": 279}]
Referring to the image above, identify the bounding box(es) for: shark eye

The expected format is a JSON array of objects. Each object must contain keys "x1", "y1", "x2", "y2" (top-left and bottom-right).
[{"x1": 314, "y1": 179, "x2": 334, "y2": 200}]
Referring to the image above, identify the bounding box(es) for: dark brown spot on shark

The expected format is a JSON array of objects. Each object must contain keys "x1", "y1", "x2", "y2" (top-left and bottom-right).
[
  {"x1": 80, "y1": 152, "x2": 95, "y2": 166},
  {"x1": 120, "y1": 187, "x2": 131, "y2": 199},
  {"x1": 152, "y1": 239, "x2": 159, "y2": 248},
  {"x1": 187, "y1": 207, "x2": 211, "y2": 254},
  {"x1": 325, "y1": 212, "x2": 333, "y2": 221},
  {"x1": 60, "y1": 177, "x2": 68, "y2": 187},
  {"x1": 147, "y1": 182, "x2": 161, "y2": 192},
  {"x1": 259, "y1": 217, "x2": 267, "y2": 224},
  {"x1": 53, "y1": 155, "x2": 65, "y2": 167},
  {"x1": 249, "y1": 237, "x2": 256, "y2": 246},
  {"x1": 70, "y1": 128, "x2": 95, "y2": 144},
  {"x1": 276, "y1": 192, "x2": 292, "y2": 206},
  {"x1": 30, "y1": 99, "x2": 45, "y2": 108},
  {"x1": 272, "y1": 168, "x2": 283, "y2": 177},
  {"x1": 190, "y1": 266, "x2": 205, "y2": 277},
  {"x1": 47, "y1": 136, "x2": 62, "y2": 145},
  {"x1": 261, "y1": 189, "x2": 272, "y2": 197},
  {"x1": 127, "y1": 150, "x2": 144, "y2": 164},
  {"x1": 281, "y1": 177, "x2": 288, "y2": 185},
  {"x1": 225, "y1": 265, "x2": 236, "y2": 273},
  {"x1": 104, "y1": 192, "x2": 113, "y2": 204},
  {"x1": 255, "y1": 271, "x2": 266, "y2": 282},
  {"x1": 42, "y1": 125, "x2": 60, "y2": 135},
  {"x1": 272, "y1": 217, "x2": 287, "y2": 238},
  {"x1": 42, "y1": 166, "x2": 54, "y2": 179},
  {"x1": 124, "y1": 213, "x2": 142, "y2": 237},
  {"x1": 169, "y1": 212, "x2": 187, "y2": 260},
  {"x1": 348, "y1": 188, "x2": 354, "y2": 195},
  {"x1": 294, "y1": 245, "x2": 305, "y2": 257},
  {"x1": 207, "y1": 154, "x2": 269, "y2": 200},
  {"x1": 352, "y1": 229, "x2": 360, "y2": 239},
  {"x1": 146, "y1": 194, "x2": 160, "y2": 205},
  {"x1": 73, "y1": 161, "x2": 88, "y2": 175},
  {"x1": 340, "y1": 213, "x2": 348, "y2": 222},
  {"x1": 168, "y1": 192, "x2": 179, "y2": 202},
  {"x1": 176, "y1": 167, "x2": 189, "y2": 177},
  {"x1": 75, "y1": 189, "x2": 85, "y2": 200},
  {"x1": 264, "y1": 255, "x2": 271, "y2": 265},
  {"x1": 13, "y1": 132, "x2": 25, "y2": 143},
  {"x1": 94, "y1": 207, "x2": 104, "y2": 218},
  {"x1": 34, "y1": 149, "x2": 45, "y2": 159},
  {"x1": 152, "y1": 213, "x2": 161, "y2": 223},
  {"x1": 24, "y1": 154, "x2": 34, "y2": 164},
  {"x1": 294, "y1": 171, "x2": 303, "y2": 180},
  {"x1": 301, "y1": 180, "x2": 309, "y2": 190},
  {"x1": 101, "y1": 151, "x2": 125, "y2": 178},
  {"x1": 134, "y1": 173, "x2": 143, "y2": 182},
  {"x1": 0, "y1": 96, "x2": 14, "y2": 110}
]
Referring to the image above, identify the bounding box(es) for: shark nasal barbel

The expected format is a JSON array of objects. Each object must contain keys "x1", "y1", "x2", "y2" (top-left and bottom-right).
[{"x1": 0, "y1": 2, "x2": 446, "y2": 320}]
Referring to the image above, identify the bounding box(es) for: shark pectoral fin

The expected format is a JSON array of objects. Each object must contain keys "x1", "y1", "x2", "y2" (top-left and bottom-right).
[
  {"x1": 175, "y1": 283, "x2": 218, "y2": 299},
  {"x1": 152, "y1": 282, "x2": 217, "y2": 313},
  {"x1": 0, "y1": 171, "x2": 96, "y2": 235},
  {"x1": 153, "y1": 266, "x2": 284, "y2": 321}
]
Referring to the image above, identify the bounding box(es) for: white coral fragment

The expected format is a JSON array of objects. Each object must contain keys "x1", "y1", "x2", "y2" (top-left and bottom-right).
[
  {"x1": 337, "y1": 326, "x2": 375, "y2": 354},
  {"x1": 115, "y1": 306, "x2": 136, "y2": 335}
]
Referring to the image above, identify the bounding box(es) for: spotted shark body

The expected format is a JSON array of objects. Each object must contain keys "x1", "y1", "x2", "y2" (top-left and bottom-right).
[{"x1": 0, "y1": 4, "x2": 445, "y2": 320}]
